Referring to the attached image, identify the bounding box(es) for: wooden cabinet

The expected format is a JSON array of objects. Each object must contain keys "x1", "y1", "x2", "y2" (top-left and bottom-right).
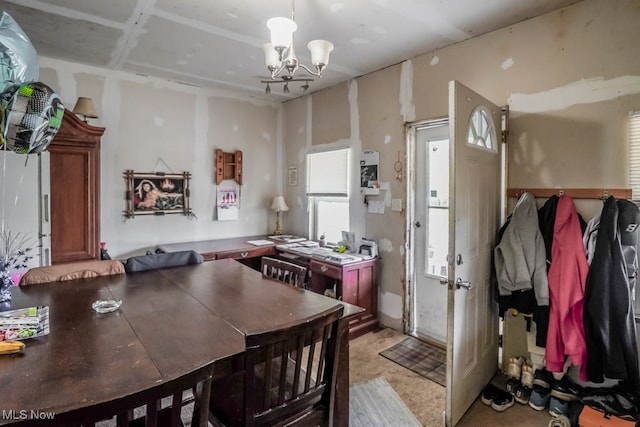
[
  {"x1": 48, "y1": 111, "x2": 103, "y2": 264},
  {"x1": 309, "y1": 258, "x2": 378, "y2": 340}
]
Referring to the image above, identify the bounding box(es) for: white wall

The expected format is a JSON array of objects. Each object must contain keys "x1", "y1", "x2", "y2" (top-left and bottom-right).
[
  {"x1": 281, "y1": 0, "x2": 640, "y2": 330},
  {"x1": 38, "y1": 58, "x2": 282, "y2": 259}
]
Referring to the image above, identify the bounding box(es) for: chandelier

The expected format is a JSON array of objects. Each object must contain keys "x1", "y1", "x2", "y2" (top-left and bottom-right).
[{"x1": 261, "y1": 0, "x2": 334, "y2": 94}]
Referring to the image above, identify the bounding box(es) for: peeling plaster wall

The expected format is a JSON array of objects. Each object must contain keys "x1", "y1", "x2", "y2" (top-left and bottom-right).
[
  {"x1": 38, "y1": 59, "x2": 280, "y2": 258},
  {"x1": 281, "y1": 0, "x2": 640, "y2": 331}
]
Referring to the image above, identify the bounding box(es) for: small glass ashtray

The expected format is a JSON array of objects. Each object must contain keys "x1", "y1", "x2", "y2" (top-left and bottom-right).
[{"x1": 92, "y1": 299, "x2": 122, "y2": 314}]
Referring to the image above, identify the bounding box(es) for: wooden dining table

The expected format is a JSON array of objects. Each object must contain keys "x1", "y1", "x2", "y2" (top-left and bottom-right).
[{"x1": 0, "y1": 259, "x2": 362, "y2": 426}]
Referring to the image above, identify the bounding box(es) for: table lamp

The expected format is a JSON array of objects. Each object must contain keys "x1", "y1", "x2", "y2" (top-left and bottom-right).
[
  {"x1": 72, "y1": 97, "x2": 99, "y2": 122},
  {"x1": 271, "y1": 195, "x2": 289, "y2": 235}
]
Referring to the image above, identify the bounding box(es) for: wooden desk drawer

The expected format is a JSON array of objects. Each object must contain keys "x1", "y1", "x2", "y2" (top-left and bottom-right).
[
  {"x1": 216, "y1": 246, "x2": 275, "y2": 260},
  {"x1": 310, "y1": 260, "x2": 342, "y2": 280}
]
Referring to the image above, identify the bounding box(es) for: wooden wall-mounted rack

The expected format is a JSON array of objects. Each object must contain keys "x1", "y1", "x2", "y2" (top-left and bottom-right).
[{"x1": 506, "y1": 188, "x2": 633, "y2": 200}]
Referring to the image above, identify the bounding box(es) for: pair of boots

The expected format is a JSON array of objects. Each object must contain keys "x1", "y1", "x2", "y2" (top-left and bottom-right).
[{"x1": 506, "y1": 356, "x2": 534, "y2": 404}]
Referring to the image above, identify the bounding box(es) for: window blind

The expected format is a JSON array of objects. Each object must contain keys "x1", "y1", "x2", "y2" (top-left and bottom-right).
[
  {"x1": 307, "y1": 149, "x2": 349, "y2": 196},
  {"x1": 629, "y1": 112, "x2": 640, "y2": 201}
]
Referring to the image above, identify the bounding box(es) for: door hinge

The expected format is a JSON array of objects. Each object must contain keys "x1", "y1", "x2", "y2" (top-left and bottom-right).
[{"x1": 498, "y1": 335, "x2": 503, "y2": 348}]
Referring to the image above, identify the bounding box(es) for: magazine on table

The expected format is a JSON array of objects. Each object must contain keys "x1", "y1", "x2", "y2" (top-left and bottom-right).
[{"x1": 0, "y1": 306, "x2": 50, "y2": 340}]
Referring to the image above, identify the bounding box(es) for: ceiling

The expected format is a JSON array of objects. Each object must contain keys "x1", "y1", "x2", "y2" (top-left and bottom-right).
[{"x1": 1, "y1": 0, "x2": 580, "y2": 101}]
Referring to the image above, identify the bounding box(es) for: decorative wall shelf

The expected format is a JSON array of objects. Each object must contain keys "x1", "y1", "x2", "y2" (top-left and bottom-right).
[{"x1": 215, "y1": 149, "x2": 243, "y2": 185}]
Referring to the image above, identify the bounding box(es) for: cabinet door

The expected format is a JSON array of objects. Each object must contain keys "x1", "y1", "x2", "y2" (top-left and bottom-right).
[{"x1": 49, "y1": 111, "x2": 103, "y2": 264}]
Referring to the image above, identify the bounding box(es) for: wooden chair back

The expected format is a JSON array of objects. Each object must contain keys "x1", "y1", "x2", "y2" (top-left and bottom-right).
[
  {"x1": 261, "y1": 257, "x2": 308, "y2": 288},
  {"x1": 52, "y1": 363, "x2": 214, "y2": 427},
  {"x1": 210, "y1": 304, "x2": 344, "y2": 427}
]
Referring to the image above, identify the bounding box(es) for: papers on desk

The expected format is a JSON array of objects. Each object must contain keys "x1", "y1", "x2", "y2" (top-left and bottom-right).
[
  {"x1": 268, "y1": 235, "x2": 307, "y2": 243},
  {"x1": 278, "y1": 243, "x2": 365, "y2": 265},
  {"x1": 247, "y1": 239, "x2": 274, "y2": 246},
  {"x1": 0, "y1": 306, "x2": 50, "y2": 341}
]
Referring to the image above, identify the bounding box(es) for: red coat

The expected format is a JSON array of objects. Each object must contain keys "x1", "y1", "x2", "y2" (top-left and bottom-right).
[{"x1": 545, "y1": 195, "x2": 589, "y2": 380}]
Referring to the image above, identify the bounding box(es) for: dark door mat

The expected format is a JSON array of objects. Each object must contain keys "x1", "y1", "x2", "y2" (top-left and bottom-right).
[{"x1": 379, "y1": 336, "x2": 446, "y2": 387}]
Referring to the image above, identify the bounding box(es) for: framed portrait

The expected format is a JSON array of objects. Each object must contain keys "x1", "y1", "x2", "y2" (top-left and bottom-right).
[{"x1": 123, "y1": 170, "x2": 192, "y2": 218}]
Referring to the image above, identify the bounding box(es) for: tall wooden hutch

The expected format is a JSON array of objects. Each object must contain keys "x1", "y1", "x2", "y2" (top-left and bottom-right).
[{"x1": 48, "y1": 111, "x2": 103, "y2": 263}]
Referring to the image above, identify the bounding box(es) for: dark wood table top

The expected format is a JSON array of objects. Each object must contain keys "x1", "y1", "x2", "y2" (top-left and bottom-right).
[{"x1": 0, "y1": 259, "x2": 361, "y2": 424}]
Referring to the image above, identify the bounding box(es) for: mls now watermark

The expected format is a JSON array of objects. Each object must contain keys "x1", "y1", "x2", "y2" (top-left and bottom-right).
[{"x1": 2, "y1": 410, "x2": 55, "y2": 420}]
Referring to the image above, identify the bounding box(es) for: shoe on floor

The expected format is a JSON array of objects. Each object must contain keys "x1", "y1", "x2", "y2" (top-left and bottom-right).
[
  {"x1": 550, "y1": 376, "x2": 579, "y2": 402},
  {"x1": 529, "y1": 384, "x2": 551, "y2": 411},
  {"x1": 507, "y1": 356, "x2": 525, "y2": 379},
  {"x1": 514, "y1": 384, "x2": 532, "y2": 404},
  {"x1": 549, "y1": 395, "x2": 569, "y2": 417},
  {"x1": 491, "y1": 390, "x2": 515, "y2": 412},
  {"x1": 533, "y1": 367, "x2": 554, "y2": 389},
  {"x1": 481, "y1": 383, "x2": 501, "y2": 406},
  {"x1": 521, "y1": 363, "x2": 534, "y2": 388},
  {"x1": 506, "y1": 377, "x2": 520, "y2": 395}
]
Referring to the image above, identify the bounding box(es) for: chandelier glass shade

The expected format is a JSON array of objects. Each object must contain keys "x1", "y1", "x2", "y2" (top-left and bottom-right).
[{"x1": 262, "y1": 1, "x2": 333, "y2": 93}]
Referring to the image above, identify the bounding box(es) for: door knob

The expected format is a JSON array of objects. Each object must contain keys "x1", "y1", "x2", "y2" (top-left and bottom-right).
[
  {"x1": 414, "y1": 221, "x2": 421, "y2": 228},
  {"x1": 455, "y1": 278, "x2": 473, "y2": 290}
]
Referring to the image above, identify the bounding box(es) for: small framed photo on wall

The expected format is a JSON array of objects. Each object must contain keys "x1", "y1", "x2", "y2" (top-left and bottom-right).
[{"x1": 288, "y1": 165, "x2": 298, "y2": 186}]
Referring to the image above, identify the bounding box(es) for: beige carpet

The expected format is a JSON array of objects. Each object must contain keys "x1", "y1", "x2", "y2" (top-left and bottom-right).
[{"x1": 350, "y1": 327, "x2": 554, "y2": 426}]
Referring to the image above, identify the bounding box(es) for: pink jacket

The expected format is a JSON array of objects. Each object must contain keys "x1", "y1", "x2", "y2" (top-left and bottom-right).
[{"x1": 545, "y1": 195, "x2": 589, "y2": 380}]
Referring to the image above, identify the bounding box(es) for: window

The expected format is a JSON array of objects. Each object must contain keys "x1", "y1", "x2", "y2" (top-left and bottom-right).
[
  {"x1": 307, "y1": 149, "x2": 350, "y2": 243},
  {"x1": 628, "y1": 111, "x2": 640, "y2": 316}
]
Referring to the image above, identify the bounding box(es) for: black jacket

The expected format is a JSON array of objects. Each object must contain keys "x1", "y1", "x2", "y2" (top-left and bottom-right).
[{"x1": 584, "y1": 196, "x2": 640, "y2": 388}]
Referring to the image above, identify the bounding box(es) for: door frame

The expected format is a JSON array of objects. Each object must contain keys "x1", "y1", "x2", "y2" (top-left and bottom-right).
[{"x1": 404, "y1": 117, "x2": 450, "y2": 338}]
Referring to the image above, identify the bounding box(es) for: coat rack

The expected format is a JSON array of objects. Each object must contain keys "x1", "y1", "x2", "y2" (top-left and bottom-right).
[{"x1": 506, "y1": 188, "x2": 632, "y2": 200}]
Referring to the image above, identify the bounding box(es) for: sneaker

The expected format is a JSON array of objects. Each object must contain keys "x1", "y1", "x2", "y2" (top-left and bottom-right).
[
  {"x1": 481, "y1": 383, "x2": 501, "y2": 406},
  {"x1": 528, "y1": 384, "x2": 551, "y2": 411},
  {"x1": 548, "y1": 395, "x2": 569, "y2": 417},
  {"x1": 490, "y1": 390, "x2": 515, "y2": 412},
  {"x1": 521, "y1": 363, "x2": 534, "y2": 388},
  {"x1": 507, "y1": 356, "x2": 525, "y2": 379},
  {"x1": 514, "y1": 384, "x2": 532, "y2": 404},
  {"x1": 506, "y1": 377, "x2": 520, "y2": 395},
  {"x1": 550, "y1": 377, "x2": 579, "y2": 402},
  {"x1": 532, "y1": 367, "x2": 553, "y2": 389},
  {"x1": 548, "y1": 415, "x2": 572, "y2": 427}
]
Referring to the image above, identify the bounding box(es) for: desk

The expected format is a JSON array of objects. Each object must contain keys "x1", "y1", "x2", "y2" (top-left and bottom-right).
[{"x1": 0, "y1": 259, "x2": 360, "y2": 426}]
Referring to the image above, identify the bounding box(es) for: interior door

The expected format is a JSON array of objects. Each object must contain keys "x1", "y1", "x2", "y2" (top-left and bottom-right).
[{"x1": 445, "y1": 80, "x2": 502, "y2": 426}]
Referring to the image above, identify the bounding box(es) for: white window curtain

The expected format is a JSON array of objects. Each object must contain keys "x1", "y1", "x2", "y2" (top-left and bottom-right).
[
  {"x1": 307, "y1": 149, "x2": 349, "y2": 196},
  {"x1": 628, "y1": 111, "x2": 640, "y2": 200}
]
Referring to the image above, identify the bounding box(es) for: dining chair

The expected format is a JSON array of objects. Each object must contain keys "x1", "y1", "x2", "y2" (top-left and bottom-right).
[
  {"x1": 260, "y1": 256, "x2": 308, "y2": 288},
  {"x1": 49, "y1": 363, "x2": 214, "y2": 427},
  {"x1": 19, "y1": 259, "x2": 125, "y2": 286},
  {"x1": 124, "y1": 250, "x2": 204, "y2": 273},
  {"x1": 209, "y1": 304, "x2": 344, "y2": 427}
]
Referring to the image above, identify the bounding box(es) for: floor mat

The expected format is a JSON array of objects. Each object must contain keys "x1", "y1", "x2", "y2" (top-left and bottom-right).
[
  {"x1": 379, "y1": 336, "x2": 446, "y2": 387},
  {"x1": 350, "y1": 377, "x2": 422, "y2": 427}
]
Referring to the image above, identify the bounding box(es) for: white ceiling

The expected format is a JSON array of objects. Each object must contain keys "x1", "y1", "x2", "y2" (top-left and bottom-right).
[{"x1": 1, "y1": 0, "x2": 581, "y2": 101}]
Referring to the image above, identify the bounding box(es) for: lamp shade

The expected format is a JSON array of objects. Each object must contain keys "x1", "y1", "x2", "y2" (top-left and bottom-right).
[
  {"x1": 307, "y1": 40, "x2": 334, "y2": 67},
  {"x1": 267, "y1": 17, "x2": 297, "y2": 50},
  {"x1": 262, "y1": 43, "x2": 281, "y2": 68},
  {"x1": 72, "y1": 97, "x2": 98, "y2": 119},
  {"x1": 271, "y1": 195, "x2": 289, "y2": 212}
]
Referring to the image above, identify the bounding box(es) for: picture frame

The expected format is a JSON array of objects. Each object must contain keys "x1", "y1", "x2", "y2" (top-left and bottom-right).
[
  {"x1": 288, "y1": 165, "x2": 298, "y2": 186},
  {"x1": 123, "y1": 170, "x2": 192, "y2": 218}
]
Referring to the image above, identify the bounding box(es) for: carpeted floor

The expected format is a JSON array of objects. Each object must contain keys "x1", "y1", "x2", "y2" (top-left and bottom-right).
[
  {"x1": 379, "y1": 336, "x2": 447, "y2": 387},
  {"x1": 350, "y1": 377, "x2": 422, "y2": 426},
  {"x1": 350, "y1": 327, "x2": 555, "y2": 426}
]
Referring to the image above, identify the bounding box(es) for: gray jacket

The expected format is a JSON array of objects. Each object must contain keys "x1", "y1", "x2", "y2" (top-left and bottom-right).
[{"x1": 494, "y1": 192, "x2": 549, "y2": 306}]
